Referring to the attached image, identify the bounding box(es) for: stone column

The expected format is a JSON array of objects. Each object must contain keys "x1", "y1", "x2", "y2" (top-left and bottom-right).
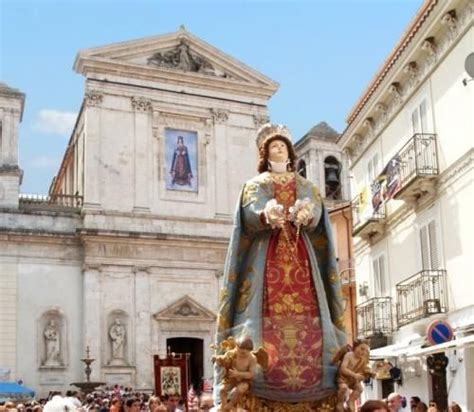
[
  {"x1": 83, "y1": 92, "x2": 103, "y2": 210},
  {"x1": 133, "y1": 266, "x2": 152, "y2": 389},
  {"x1": 82, "y1": 264, "x2": 102, "y2": 380},
  {"x1": 131, "y1": 97, "x2": 152, "y2": 213},
  {"x1": 211, "y1": 109, "x2": 229, "y2": 216}
]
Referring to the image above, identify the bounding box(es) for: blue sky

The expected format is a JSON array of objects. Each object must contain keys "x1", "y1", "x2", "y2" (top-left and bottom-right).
[{"x1": 0, "y1": 0, "x2": 422, "y2": 194}]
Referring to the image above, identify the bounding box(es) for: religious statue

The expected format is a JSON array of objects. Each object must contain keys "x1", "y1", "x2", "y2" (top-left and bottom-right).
[
  {"x1": 109, "y1": 319, "x2": 126, "y2": 362},
  {"x1": 212, "y1": 336, "x2": 268, "y2": 411},
  {"x1": 214, "y1": 123, "x2": 347, "y2": 406},
  {"x1": 170, "y1": 135, "x2": 193, "y2": 187},
  {"x1": 43, "y1": 319, "x2": 61, "y2": 367},
  {"x1": 334, "y1": 339, "x2": 375, "y2": 412}
]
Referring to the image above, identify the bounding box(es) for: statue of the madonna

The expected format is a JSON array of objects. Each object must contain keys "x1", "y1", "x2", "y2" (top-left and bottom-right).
[{"x1": 215, "y1": 123, "x2": 347, "y2": 404}]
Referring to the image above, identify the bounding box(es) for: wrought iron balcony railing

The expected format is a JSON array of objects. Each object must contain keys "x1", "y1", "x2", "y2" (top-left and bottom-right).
[
  {"x1": 19, "y1": 193, "x2": 83, "y2": 210},
  {"x1": 394, "y1": 133, "x2": 439, "y2": 200},
  {"x1": 351, "y1": 195, "x2": 386, "y2": 238},
  {"x1": 356, "y1": 297, "x2": 394, "y2": 339},
  {"x1": 396, "y1": 269, "x2": 447, "y2": 327}
]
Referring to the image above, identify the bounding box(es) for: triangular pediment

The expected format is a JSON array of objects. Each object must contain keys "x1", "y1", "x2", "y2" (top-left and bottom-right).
[
  {"x1": 153, "y1": 295, "x2": 216, "y2": 322},
  {"x1": 74, "y1": 27, "x2": 278, "y2": 98}
]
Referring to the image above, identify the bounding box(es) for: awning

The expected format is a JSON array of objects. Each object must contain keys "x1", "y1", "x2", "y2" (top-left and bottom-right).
[
  {"x1": 0, "y1": 382, "x2": 35, "y2": 401},
  {"x1": 404, "y1": 334, "x2": 474, "y2": 357},
  {"x1": 369, "y1": 334, "x2": 474, "y2": 360}
]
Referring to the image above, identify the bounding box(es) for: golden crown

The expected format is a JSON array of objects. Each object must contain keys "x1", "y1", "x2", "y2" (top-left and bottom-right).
[{"x1": 256, "y1": 123, "x2": 293, "y2": 148}]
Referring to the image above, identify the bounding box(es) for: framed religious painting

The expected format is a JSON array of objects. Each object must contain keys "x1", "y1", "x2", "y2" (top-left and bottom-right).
[
  {"x1": 164, "y1": 128, "x2": 198, "y2": 192},
  {"x1": 154, "y1": 353, "x2": 190, "y2": 400}
]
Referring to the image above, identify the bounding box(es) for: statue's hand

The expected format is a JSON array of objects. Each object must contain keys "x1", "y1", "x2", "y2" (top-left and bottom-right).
[
  {"x1": 228, "y1": 368, "x2": 240, "y2": 379},
  {"x1": 263, "y1": 199, "x2": 285, "y2": 229},
  {"x1": 354, "y1": 373, "x2": 365, "y2": 382},
  {"x1": 289, "y1": 198, "x2": 314, "y2": 227}
]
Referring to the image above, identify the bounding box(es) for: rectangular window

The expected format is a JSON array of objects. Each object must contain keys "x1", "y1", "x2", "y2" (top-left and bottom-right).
[
  {"x1": 372, "y1": 254, "x2": 388, "y2": 297},
  {"x1": 419, "y1": 219, "x2": 440, "y2": 270},
  {"x1": 367, "y1": 153, "x2": 380, "y2": 184},
  {"x1": 411, "y1": 98, "x2": 430, "y2": 135}
]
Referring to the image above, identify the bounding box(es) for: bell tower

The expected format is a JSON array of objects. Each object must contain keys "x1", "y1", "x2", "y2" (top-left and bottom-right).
[
  {"x1": 294, "y1": 122, "x2": 350, "y2": 205},
  {"x1": 0, "y1": 82, "x2": 24, "y2": 209}
]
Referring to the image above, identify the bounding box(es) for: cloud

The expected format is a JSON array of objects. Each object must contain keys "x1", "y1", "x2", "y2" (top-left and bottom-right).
[
  {"x1": 29, "y1": 156, "x2": 61, "y2": 169},
  {"x1": 32, "y1": 109, "x2": 77, "y2": 136}
]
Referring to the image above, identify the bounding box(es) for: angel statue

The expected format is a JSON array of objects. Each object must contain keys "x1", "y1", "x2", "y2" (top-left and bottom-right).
[
  {"x1": 333, "y1": 339, "x2": 375, "y2": 412},
  {"x1": 212, "y1": 335, "x2": 268, "y2": 411}
]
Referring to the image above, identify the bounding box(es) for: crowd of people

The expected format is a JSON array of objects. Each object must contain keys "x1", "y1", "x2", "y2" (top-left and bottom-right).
[
  {"x1": 0, "y1": 387, "x2": 466, "y2": 412},
  {"x1": 360, "y1": 392, "x2": 463, "y2": 412},
  {"x1": 0, "y1": 385, "x2": 214, "y2": 412}
]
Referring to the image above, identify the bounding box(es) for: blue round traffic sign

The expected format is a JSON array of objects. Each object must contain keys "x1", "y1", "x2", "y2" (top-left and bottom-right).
[{"x1": 427, "y1": 320, "x2": 453, "y2": 345}]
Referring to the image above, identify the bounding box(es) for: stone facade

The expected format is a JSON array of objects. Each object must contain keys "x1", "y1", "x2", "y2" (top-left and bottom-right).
[{"x1": 0, "y1": 28, "x2": 278, "y2": 395}]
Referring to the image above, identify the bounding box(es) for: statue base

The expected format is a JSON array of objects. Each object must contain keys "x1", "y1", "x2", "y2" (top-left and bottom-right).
[{"x1": 236, "y1": 393, "x2": 337, "y2": 412}]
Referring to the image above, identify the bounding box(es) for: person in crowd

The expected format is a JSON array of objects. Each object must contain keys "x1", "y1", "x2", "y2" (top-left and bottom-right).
[
  {"x1": 387, "y1": 393, "x2": 404, "y2": 412},
  {"x1": 428, "y1": 401, "x2": 439, "y2": 412},
  {"x1": 410, "y1": 397, "x2": 421, "y2": 412},
  {"x1": 448, "y1": 402, "x2": 462, "y2": 412},
  {"x1": 416, "y1": 402, "x2": 428, "y2": 412},
  {"x1": 124, "y1": 398, "x2": 140, "y2": 412},
  {"x1": 110, "y1": 398, "x2": 121, "y2": 412},
  {"x1": 361, "y1": 400, "x2": 390, "y2": 412},
  {"x1": 164, "y1": 394, "x2": 180, "y2": 412}
]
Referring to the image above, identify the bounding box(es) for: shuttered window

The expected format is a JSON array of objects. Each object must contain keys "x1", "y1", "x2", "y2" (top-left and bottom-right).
[
  {"x1": 419, "y1": 219, "x2": 440, "y2": 270},
  {"x1": 367, "y1": 153, "x2": 380, "y2": 185},
  {"x1": 373, "y1": 254, "x2": 388, "y2": 297},
  {"x1": 411, "y1": 98, "x2": 429, "y2": 134}
]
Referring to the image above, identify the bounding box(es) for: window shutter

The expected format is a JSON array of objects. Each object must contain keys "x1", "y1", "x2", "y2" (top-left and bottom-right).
[
  {"x1": 420, "y1": 225, "x2": 430, "y2": 270},
  {"x1": 420, "y1": 100, "x2": 428, "y2": 133},
  {"x1": 412, "y1": 108, "x2": 420, "y2": 134},
  {"x1": 428, "y1": 220, "x2": 440, "y2": 269},
  {"x1": 379, "y1": 255, "x2": 387, "y2": 295},
  {"x1": 373, "y1": 258, "x2": 380, "y2": 297}
]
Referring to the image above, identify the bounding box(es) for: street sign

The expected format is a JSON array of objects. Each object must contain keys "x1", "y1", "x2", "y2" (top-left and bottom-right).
[{"x1": 426, "y1": 320, "x2": 453, "y2": 346}]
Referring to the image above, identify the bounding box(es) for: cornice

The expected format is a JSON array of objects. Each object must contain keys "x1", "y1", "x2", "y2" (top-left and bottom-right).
[{"x1": 341, "y1": 1, "x2": 473, "y2": 166}]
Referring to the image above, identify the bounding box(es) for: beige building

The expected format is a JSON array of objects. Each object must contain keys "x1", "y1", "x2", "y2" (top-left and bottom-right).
[
  {"x1": 338, "y1": 0, "x2": 473, "y2": 410},
  {"x1": 0, "y1": 27, "x2": 278, "y2": 394}
]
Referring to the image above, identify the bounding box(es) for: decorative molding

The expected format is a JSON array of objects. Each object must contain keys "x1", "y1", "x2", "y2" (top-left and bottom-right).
[
  {"x1": 82, "y1": 263, "x2": 102, "y2": 272},
  {"x1": 147, "y1": 38, "x2": 232, "y2": 79},
  {"x1": 153, "y1": 295, "x2": 216, "y2": 322},
  {"x1": 388, "y1": 82, "x2": 403, "y2": 105},
  {"x1": 441, "y1": 9, "x2": 458, "y2": 38},
  {"x1": 132, "y1": 266, "x2": 151, "y2": 274},
  {"x1": 84, "y1": 91, "x2": 103, "y2": 107},
  {"x1": 131, "y1": 96, "x2": 152, "y2": 112},
  {"x1": 210, "y1": 108, "x2": 228, "y2": 124},
  {"x1": 343, "y1": 1, "x2": 473, "y2": 167},
  {"x1": 437, "y1": 148, "x2": 474, "y2": 192},
  {"x1": 252, "y1": 114, "x2": 270, "y2": 128},
  {"x1": 403, "y1": 61, "x2": 420, "y2": 88}
]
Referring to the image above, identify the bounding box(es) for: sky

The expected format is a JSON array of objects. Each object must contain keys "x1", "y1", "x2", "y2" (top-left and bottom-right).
[{"x1": 0, "y1": 0, "x2": 422, "y2": 194}]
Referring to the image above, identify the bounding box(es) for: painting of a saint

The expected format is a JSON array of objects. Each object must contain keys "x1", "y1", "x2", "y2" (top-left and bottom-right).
[
  {"x1": 165, "y1": 129, "x2": 198, "y2": 192},
  {"x1": 161, "y1": 366, "x2": 182, "y2": 396}
]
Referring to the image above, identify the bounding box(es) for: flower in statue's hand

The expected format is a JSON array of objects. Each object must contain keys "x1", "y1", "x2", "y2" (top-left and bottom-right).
[
  {"x1": 289, "y1": 198, "x2": 314, "y2": 227},
  {"x1": 263, "y1": 199, "x2": 285, "y2": 229}
]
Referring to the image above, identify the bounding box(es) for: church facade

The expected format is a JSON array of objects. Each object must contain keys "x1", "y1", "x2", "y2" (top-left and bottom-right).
[{"x1": 0, "y1": 28, "x2": 278, "y2": 394}]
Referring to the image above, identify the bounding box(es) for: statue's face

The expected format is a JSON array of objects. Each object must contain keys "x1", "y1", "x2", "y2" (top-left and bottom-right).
[
  {"x1": 354, "y1": 343, "x2": 369, "y2": 359},
  {"x1": 268, "y1": 139, "x2": 289, "y2": 163}
]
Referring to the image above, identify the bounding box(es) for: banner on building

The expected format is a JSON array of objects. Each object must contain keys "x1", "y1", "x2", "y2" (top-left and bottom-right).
[{"x1": 371, "y1": 155, "x2": 401, "y2": 212}]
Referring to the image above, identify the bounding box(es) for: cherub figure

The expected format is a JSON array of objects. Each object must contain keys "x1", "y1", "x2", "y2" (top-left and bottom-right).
[
  {"x1": 212, "y1": 335, "x2": 267, "y2": 411},
  {"x1": 334, "y1": 339, "x2": 375, "y2": 412}
]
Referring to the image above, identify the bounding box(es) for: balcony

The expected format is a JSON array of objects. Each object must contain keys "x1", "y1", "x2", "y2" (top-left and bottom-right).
[
  {"x1": 19, "y1": 193, "x2": 83, "y2": 212},
  {"x1": 393, "y1": 133, "x2": 439, "y2": 203},
  {"x1": 396, "y1": 269, "x2": 448, "y2": 328},
  {"x1": 351, "y1": 195, "x2": 386, "y2": 240},
  {"x1": 356, "y1": 297, "x2": 394, "y2": 347}
]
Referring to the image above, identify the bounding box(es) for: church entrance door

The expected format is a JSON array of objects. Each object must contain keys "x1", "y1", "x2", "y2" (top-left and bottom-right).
[{"x1": 167, "y1": 337, "x2": 204, "y2": 392}]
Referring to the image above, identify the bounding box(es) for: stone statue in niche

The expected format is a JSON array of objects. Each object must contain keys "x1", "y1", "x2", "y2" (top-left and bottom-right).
[
  {"x1": 109, "y1": 318, "x2": 126, "y2": 364},
  {"x1": 43, "y1": 319, "x2": 62, "y2": 367}
]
